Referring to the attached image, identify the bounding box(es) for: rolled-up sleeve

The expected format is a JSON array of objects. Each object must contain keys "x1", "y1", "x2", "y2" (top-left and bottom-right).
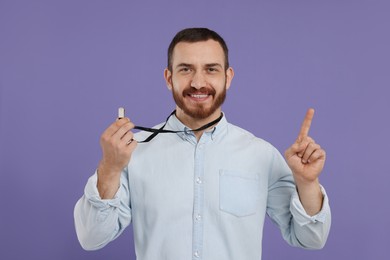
[
  {"x1": 74, "y1": 169, "x2": 132, "y2": 250},
  {"x1": 289, "y1": 185, "x2": 331, "y2": 249}
]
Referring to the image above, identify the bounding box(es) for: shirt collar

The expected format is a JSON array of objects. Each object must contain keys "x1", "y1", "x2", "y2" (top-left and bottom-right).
[{"x1": 166, "y1": 112, "x2": 228, "y2": 142}]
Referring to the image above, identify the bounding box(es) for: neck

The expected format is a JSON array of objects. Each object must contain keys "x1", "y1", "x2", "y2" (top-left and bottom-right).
[{"x1": 175, "y1": 107, "x2": 222, "y2": 140}]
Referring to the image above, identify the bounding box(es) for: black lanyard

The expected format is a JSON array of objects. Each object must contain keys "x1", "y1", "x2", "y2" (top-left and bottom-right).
[{"x1": 134, "y1": 110, "x2": 223, "y2": 143}]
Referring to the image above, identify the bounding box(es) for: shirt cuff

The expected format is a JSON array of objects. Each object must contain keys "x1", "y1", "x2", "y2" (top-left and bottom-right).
[
  {"x1": 290, "y1": 185, "x2": 330, "y2": 226},
  {"x1": 84, "y1": 171, "x2": 121, "y2": 209}
]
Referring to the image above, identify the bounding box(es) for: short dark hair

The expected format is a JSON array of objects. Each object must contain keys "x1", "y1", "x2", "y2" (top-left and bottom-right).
[{"x1": 167, "y1": 28, "x2": 229, "y2": 71}]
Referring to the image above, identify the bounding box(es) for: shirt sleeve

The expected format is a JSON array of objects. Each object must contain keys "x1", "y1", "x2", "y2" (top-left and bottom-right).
[
  {"x1": 266, "y1": 147, "x2": 331, "y2": 249},
  {"x1": 73, "y1": 169, "x2": 132, "y2": 250}
]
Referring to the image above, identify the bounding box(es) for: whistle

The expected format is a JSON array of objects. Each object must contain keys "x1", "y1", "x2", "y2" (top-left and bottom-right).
[{"x1": 118, "y1": 107, "x2": 125, "y2": 119}]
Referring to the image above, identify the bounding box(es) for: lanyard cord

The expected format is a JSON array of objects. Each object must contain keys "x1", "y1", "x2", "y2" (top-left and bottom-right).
[{"x1": 133, "y1": 110, "x2": 223, "y2": 143}]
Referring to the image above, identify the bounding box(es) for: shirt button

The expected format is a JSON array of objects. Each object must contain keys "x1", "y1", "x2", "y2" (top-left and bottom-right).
[
  {"x1": 194, "y1": 251, "x2": 200, "y2": 258},
  {"x1": 196, "y1": 214, "x2": 202, "y2": 221},
  {"x1": 196, "y1": 177, "x2": 202, "y2": 184}
]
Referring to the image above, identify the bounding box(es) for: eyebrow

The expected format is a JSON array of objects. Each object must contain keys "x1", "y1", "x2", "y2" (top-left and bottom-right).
[
  {"x1": 175, "y1": 63, "x2": 223, "y2": 69},
  {"x1": 204, "y1": 63, "x2": 223, "y2": 69},
  {"x1": 175, "y1": 63, "x2": 193, "y2": 69}
]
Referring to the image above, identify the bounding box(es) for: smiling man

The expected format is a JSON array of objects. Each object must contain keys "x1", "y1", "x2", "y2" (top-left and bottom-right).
[
  {"x1": 166, "y1": 39, "x2": 233, "y2": 127},
  {"x1": 74, "y1": 28, "x2": 331, "y2": 260}
]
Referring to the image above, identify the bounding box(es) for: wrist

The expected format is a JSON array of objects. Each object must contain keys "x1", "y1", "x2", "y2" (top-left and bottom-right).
[
  {"x1": 294, "y1": 176, "x2": 320, "y2": 189},
  {"x1": 97, "y1": 161, "x2": 121, "y2": 199},
  {"x1": 294, "y1": 179, "x2": 323, "y2": 216}
]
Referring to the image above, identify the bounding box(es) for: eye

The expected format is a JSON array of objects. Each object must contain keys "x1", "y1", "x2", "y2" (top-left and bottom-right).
[
  {"x1": 179, "y1": 67, "x2": 191, "y2": 73},
  {"x1": 207, "y1": 67, "x2": 219, "y2": 73}
]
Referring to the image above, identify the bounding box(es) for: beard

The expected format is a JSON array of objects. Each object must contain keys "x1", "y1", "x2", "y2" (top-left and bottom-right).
[{"x1": 171, "y1": 83, "x2": 227, "y2": 120}]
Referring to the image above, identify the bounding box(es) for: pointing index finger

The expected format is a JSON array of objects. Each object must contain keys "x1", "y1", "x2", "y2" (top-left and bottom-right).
[{"x1": 298, "y1": 108, "x2": 315, "y2": 140}]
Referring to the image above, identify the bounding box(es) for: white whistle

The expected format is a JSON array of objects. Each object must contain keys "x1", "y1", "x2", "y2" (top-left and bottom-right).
[{"x1": 118, "y1": 107, "x2": 125, "y2": 119}]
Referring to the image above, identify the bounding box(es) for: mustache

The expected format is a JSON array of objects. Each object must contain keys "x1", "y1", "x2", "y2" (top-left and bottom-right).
[{"x1": 183, "y1": 87, "x2": 216, "y2": 97}]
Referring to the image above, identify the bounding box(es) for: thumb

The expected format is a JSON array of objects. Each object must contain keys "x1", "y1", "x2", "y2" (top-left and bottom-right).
[{"x1": 285, "y1": 142, "x2": 306, "y2": 159}]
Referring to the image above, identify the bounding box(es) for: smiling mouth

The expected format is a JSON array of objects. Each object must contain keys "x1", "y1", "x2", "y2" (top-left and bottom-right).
[
  {"x1": 183, "y1": 87, "x2": 216, "y2": 101},
  {"x1": 189, "y1": 93, "x2": 210, "y2": 99},
  {"x1": 186, "y1": 92, "x2": 212, "y2": 102}
]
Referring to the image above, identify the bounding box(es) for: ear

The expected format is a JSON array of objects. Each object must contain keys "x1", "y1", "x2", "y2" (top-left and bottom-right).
[
  {"x1": 164, "y1": 68, "x2": 173, "y2": 91},
  {"x1": 225, "y1": 67, "x2": 234, "y2": 90}
]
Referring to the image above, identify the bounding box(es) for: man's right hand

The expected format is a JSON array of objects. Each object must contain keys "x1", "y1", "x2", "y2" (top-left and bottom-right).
[{"x1": 97, "y1": 117, "x2": 137, "y2": 199}]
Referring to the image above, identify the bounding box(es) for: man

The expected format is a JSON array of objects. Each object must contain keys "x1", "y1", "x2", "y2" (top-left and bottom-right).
[{"x1": 74, "y1": 28, "x2": 331, "y2": 260}]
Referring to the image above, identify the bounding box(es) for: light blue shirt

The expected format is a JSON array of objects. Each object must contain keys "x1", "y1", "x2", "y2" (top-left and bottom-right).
[{"x1": 74, "y1": 114, "x2": 331, "y2": 260}]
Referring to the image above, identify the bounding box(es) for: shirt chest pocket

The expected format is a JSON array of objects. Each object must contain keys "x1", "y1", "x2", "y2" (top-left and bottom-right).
[{"x1": 219, "y1": 170, "x2": 261, "y2": 217}]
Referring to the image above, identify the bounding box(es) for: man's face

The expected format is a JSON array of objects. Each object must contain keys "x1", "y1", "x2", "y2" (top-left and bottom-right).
[{"x1": 164, "y1": 40, "x2": 234, "y2": 120}]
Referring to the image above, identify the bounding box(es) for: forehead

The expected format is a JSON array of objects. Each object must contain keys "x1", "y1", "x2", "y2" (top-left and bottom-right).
[{"x1": 172, "y1": 40, "x2": 225, "y2": 66}]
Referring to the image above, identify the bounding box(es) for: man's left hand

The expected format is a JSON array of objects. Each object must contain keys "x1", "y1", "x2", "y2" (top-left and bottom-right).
[{"x1": 285, "y1": 108, "x2": 326, "y2": 183}]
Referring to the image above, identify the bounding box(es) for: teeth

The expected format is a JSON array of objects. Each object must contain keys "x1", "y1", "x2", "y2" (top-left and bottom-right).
[{"x1": 191, "y1": 94, "x2": 208, "y2": 98}]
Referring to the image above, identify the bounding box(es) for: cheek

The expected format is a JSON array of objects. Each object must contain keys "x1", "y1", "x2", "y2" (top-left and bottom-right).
[
  {"x1": 172, "y1": 77, "x2": 189, "y2": 90},
  {"x1": 211, "y1": 78, "x2": 227, "y2": 90}
]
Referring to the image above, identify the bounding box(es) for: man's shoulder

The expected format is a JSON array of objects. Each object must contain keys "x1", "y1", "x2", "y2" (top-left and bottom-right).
[{"x1": 226, "y1": 122, "x2": 274, "y2": 149}]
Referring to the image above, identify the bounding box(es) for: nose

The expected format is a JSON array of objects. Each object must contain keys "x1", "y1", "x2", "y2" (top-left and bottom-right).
[{"x1": 190, "y1": 71, "x2": 206, "y2": 89}]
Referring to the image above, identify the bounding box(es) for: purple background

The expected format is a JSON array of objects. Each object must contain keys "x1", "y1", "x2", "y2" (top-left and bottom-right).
[{"x1": 1, "y1": 0, "x2": 389, "y2": 259}]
